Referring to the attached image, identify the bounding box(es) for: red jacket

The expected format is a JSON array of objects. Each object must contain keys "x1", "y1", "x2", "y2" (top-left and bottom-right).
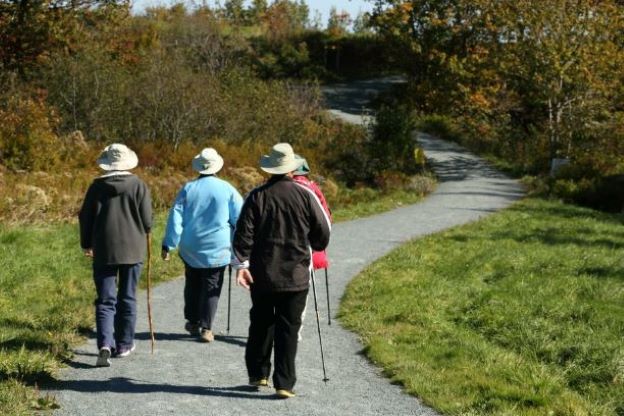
[{"x1": 293, "y1": 175, "x2": 332, "y2": 270}]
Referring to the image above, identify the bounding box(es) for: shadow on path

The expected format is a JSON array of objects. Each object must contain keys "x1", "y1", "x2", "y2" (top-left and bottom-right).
[
  {"x1": 53, "y1": 377, "x2": 277, "y2": 400},
  {"x1": 321, "y1": 76, "x2": 406, "y2": 116}
]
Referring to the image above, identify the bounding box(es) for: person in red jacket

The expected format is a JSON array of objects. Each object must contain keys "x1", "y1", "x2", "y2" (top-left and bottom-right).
[{"x1": 292, "y1": 156, "x2": 332, "y2": 270}]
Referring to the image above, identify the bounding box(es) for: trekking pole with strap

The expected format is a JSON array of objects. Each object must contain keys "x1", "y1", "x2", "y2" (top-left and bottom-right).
[
  {"x1": 227, "y1": 265, "x2": 232, "y2": 335},
  {"x1": 324, "y1": 267, "x2": 331, "y2": 325},
  {"x1": 311, "y1": 269, "x2": 329, "y2": 382},
  {"x1": 146, "y1": 233, "x2": 156, "y2": 354}
]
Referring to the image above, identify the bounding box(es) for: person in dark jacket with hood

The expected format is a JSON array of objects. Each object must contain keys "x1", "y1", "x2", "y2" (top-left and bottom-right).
[
  {"x1": 233, "y1": 143, "x2": 331, "y2": 399},
  {"x1": 79, "y1": 143, "x2": 152, "y2": 367}
]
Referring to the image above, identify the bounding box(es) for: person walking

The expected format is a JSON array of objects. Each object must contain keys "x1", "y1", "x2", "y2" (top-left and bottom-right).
[
  {"x1": 233, "y1": 143, "x2": 331, "y2": 398},
  {"x1": 292, "y1": 156, "x2": 332, "y2": 271},
  {"x1": 79, "y1": 143, "x2": 153, "y2": 367},
  {"x1": 162, "y1": 148, "x2": 243, "y2": 343}
]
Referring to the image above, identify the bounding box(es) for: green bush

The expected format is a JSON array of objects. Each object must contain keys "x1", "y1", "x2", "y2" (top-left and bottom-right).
[{"x1": 370, "y1": 105, "x2": 416, "y2": 173}]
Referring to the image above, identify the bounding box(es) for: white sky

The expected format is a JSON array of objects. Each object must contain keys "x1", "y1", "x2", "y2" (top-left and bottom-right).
[{"x1": 130, "y1": 0, "x2": 374, "y2": 25}]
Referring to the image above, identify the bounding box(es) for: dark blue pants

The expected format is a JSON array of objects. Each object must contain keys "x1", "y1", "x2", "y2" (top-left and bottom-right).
[
  {"x1": 93, "y1": 263, "x2": 142, "y2": 350},
  {"x1": 184, "y1": 264, "x2": 226, "y2": 330}
]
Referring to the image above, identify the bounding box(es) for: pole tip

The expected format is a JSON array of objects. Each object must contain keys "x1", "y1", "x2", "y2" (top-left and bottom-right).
[{"x1": 323, "y1": 378, "x2": 330, "y2": 383}]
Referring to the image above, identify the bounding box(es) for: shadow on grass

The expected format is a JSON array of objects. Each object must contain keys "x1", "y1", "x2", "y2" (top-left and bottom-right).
[
  {"x1": 48, "y1": 377, "x2": 278, "y2": 400},
  {"x1": 0, "y1": 337, "x2": 52, "y2": 352}
]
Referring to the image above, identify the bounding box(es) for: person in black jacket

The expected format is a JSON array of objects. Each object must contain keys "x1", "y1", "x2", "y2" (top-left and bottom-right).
[
  {"x1": 233, "y1": 143, "x2": 331, "y2": 399},
  {"x1": 79, "y1": 143, "x2": 152, "y2": 367}
]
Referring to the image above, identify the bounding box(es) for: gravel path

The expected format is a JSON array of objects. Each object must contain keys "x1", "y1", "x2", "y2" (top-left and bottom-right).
[{"x1": 48, "y1": 79, "x2": 524, "y2": 416}]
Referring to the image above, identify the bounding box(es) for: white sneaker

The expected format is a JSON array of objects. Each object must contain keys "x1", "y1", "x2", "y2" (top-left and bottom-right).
[
  {"x1": 115, "y1": 344, "x2": 136, "y2": 358},
  {"x1": 96, "y1": 347, "x2": 112, "y2": 367}
]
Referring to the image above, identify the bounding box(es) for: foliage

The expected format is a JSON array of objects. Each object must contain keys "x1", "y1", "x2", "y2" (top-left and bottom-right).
[
  {"x1": 370, "y1": 0, "x2": 624, "y2": 194},
  {"x1": 370, "y1": 104, "x2": 416, "y2": 173},
  {"x1": 341, "y1": 198, "x2": 624, "y2": 415},
  {"x1": 0, "y1": 94, "x2": 60, "y2": 171}
]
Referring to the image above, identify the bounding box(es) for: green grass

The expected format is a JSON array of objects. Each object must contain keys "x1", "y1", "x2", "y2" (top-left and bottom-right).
[
  {"x1": 332, "y1": 188, "x2": 427, "y2": 223},
  {"x1": 0, "y1": 214, "x2": 184, "y2": 415},
  {"x1": 340, "y1": 198, "x2": 624, "y2": 415}
]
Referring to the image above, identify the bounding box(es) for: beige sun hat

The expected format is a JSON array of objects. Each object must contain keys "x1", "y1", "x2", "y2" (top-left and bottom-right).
[
  {"x1": 260, "y1": 143, "x2": 303, "y2": 175},
  {"x1": 97, "y1": 143, "x2": 138, "y2": 171},
  {"x1": 192, "y1": 148, "x2": 224, "y2": 175}
]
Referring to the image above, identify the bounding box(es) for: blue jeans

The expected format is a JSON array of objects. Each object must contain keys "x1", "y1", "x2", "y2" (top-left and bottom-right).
[{"x1": 93, "y1": 263, "x2": 142, "y2": 350}]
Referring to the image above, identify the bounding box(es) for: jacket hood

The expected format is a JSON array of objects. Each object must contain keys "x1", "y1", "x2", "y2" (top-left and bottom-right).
[{"x1": 96, "y1": 174, "x2": 137, "y2": 197}]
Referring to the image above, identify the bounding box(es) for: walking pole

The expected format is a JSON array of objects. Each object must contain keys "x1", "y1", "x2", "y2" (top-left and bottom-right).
[
  {"x1": 146, "y1": 233, "x2": 156, "y2": 354},
  {"x1": 227, "y1": 265, "x2": 232, "y2": 335},
  {"x1": 324, "y1": 267, "x2": 331, "y2": 326},
  {"x1": 311, "y1": 269, "x2": 330, "y2": 382}
]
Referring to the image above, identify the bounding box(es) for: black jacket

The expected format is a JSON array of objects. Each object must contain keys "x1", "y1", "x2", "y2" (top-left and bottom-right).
[
  {"x1": 233, "y1": 175, "x2": 331, "y2": 292},
  {"x1": 79, "y1": 173, "x2": 153, "y2": 267}
]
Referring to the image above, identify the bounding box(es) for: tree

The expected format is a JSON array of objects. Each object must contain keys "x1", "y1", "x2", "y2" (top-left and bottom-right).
[
  {"x1": 369, "y1": 0, "x2": 624, "y2": 174},
  {"x1": 327, "y1": 7, "x2": 351, "y2": 37},
  {"x1": 249, "y1": 0, "x2": 268, "y2": 23},
  {"x1": 0, "y1": 0, "x2": 129, "y2": 77},
  {"x1": 224, "y1": 0, "x2": 244, "y2": 23}
]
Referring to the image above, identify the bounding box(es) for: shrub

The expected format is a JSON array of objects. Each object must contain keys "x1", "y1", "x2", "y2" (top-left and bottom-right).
[
  {"x1": 0, "y1": 95, "x2": 61, "y2": 172},
  {"x1": 370, "y1": 104, "x2": 416, "y2": 173},
  {"x1": 415, "y1": 114, "x2": 463, "y2": 144}
]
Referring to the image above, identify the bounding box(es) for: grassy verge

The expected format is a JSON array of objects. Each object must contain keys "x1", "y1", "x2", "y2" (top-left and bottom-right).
[
  {"x1": 0, "y1": 184, "x2": 430, "y2": 415},
  {"x1": 0, "y1": 213, "x2": 184, "y2": 415},
  {"x1": 332, "y1": 188, "x2": 427, "y2": 223},
  {"x1": 340, "y1": 198, "x2": 624, "y2": 415}
]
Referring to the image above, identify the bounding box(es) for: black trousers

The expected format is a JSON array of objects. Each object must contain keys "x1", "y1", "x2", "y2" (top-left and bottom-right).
[
  {"x1": 183, "y1": 264, "x2": 226, "y2": 330},
  {"x1": 245, "y1": 288, "x2": 309, "y2": 390}
]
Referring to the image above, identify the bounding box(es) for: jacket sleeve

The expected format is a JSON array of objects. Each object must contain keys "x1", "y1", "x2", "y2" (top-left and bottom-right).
[
  {"x1": 310, "y1": 181, "x2": 332, "y2": 222},
  {"x1": 162, "y1": 186, "x2": 186, "y2": 250},
  {"x1": 228, "y1": 186, "x2": 244, "y2": 260},
  {"x1": 228, "y1": 186, "x2": 244, "y2": 229},
  {"x1": 78, "y1": 182, "x2": 98, "y2": 249},
  {"x1": 232, "y1": 194, "x2": 256, "y2": 266},
  {"x1": 307, "y1": 191, "x2": 331, "y2": 252},
  {"x1": 139, "y1": 181, "x2": 153, "y2": 233}
]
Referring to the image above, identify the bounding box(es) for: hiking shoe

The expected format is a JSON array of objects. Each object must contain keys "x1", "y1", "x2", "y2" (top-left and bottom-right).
[
  {"x1": 249, "y1": 377, "x2": 269, "y2": 388},
  {"x1": 199, "y1": 328, "x2": 214, "y2": 343},
  {"x1": 96, "y1": 347, "x2": 112, "y2": 367},
  {"x1": 275, "y1": 389, "x2": 296, "y2": 399},
  {"x1": 185, "y1": 321, "x2": 200, "y2": 336},
  {"x1": 115, "y1": 344, "x2": 136, "y2": 358}
]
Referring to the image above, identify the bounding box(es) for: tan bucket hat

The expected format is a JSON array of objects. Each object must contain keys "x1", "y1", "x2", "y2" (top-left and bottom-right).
[
  {"x1": 192, "y1": 148, "x2": 224, "y2": 175},
  {"x1": 97, "y1": 143, "x2": 138, "y2": 171},
  {"x1": 260, "y1": 143, "x2": 303, "y2": 175}
]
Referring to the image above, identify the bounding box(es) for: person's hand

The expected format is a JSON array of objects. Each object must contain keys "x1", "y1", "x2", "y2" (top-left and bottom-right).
[
  {"x1": 83, "y1": 248, "x2": 93, "y2": 258},
  {"x1": 161, "y1": 249, "x2": 170, "y2": 261},
  {"x1": 236, "y1": 269, "x2": 254, "y2": 290}
]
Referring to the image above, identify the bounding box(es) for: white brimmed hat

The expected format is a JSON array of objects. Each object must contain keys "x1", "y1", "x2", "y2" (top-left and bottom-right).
[
  {"x1": 260, "y1": 143, "x2": 302, "y2": 175},
  {"x1": 97, "y1": 143, "x2": 138, "y2": 171},
  {"x1": 192, "y1": 148, "x2": 224, "y2": 175}
]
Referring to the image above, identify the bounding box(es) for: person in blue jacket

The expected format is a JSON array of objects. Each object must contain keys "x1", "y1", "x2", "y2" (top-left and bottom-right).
[{"x1": 162, "y1": 148, "x2": 243, "y2": 342}]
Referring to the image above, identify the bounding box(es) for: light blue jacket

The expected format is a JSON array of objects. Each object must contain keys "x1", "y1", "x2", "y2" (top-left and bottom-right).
[{"x1": 163, "y1": 175, "x2": 243, "y2": 268}]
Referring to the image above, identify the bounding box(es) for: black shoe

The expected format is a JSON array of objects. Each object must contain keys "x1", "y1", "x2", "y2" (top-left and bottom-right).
[{"x1": 184, "y1": 321, "x2": 200, "y2": 336}]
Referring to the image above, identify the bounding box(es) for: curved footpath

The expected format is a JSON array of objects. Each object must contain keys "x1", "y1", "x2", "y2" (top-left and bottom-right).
[{"x1": 48, "y1": 79, "x2": 524, "y2": 416}]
